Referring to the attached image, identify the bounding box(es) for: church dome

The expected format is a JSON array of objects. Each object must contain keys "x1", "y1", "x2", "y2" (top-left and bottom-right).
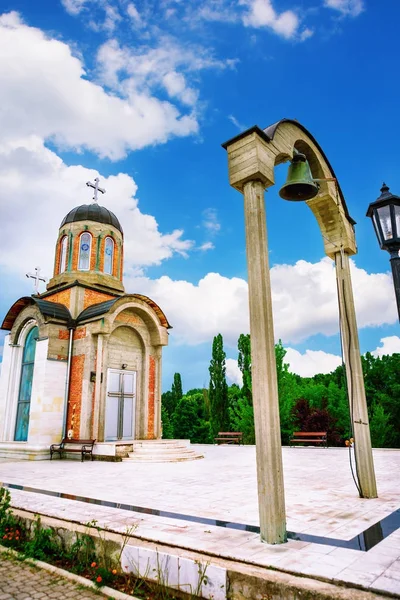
[{"x1": 60, "y1": 204, "x2": 123, "y2": 235}]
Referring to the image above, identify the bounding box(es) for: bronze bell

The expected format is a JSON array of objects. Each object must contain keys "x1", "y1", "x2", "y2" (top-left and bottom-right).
[{"x1": 279, "y1": 153, "x2": 319, "y2": 201}]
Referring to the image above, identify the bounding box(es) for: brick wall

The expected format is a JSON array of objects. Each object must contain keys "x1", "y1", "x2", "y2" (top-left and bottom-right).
[
  {"x1": 45, "y1": 289, "x2": 71, "y2": 309},
  {"x1": 147, "y1": 355, "x2": 155, "y2": 439},
  {"x1": 58, "y1": 327, "x2": 86, "y2": 341},
  {"x1": 83, "y1": 290, "x2": 116, "y2": 310},
  {"x1": 67, "y1": 354, "x2": 85, "y2": 437},
  {"x1": 115, "y1": 313, "x2": 141, "y2": 326}
]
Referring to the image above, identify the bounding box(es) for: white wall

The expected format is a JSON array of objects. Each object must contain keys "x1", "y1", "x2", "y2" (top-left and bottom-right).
[{"x1": 28, "y1": 339, "x2": 67, "y2": 445}]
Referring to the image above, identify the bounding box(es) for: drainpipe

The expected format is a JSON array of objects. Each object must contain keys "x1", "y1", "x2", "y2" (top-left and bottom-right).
[{"x1": 62, "y1": 323, "x2": 75, "y2": 439}]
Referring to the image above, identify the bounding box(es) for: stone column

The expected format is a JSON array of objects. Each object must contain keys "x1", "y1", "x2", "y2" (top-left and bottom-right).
[
  {"x1": 154, "y1": 346, "x2": 163, "y2": 439},
  {"x1": 243, "y1": 179, "x2": 287, "y2": 544},
  {"x1": 335, "y1": 251, "x2": 377, "y2": 498},
  {"x1": 92, "y1": 333, "x2": 104, "y2": 440}
]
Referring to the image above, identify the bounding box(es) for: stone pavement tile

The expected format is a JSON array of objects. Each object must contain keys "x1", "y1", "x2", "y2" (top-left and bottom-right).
[
  {"x1": 335, "y1": 568, "x2": 378, "y2": 587},
  {"x1": 382, "y1": 560, "x2": 400, "y2": 581},
  {"x1": 371, "y1": 575, "x2": 400, "y2": 595}
]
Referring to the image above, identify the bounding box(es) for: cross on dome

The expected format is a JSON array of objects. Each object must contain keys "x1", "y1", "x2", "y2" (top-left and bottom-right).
[
  {"x1": 26, "y1": 266, "x2": 47, "y2": 294},
  {"x1": 86, "y1": 177, "x2": 106, "y2": 203}
]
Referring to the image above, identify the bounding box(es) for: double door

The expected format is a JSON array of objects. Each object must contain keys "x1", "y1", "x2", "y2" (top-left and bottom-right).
[{"x1": 105, "y1": 369, "x2": 136, "y2": 441}]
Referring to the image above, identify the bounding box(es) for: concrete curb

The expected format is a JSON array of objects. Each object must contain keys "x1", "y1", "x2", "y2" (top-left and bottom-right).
[{"x1": 0, "y1": 544, "x2": 139, "y2": 600}]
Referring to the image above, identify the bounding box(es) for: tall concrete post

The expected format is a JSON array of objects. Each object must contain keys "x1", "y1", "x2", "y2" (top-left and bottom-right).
[
  {"x1": 243, "y1": 179, "x2": 287, "y2": 544},
  {"x1": 335, "y1": 251, "x2": 377, "y2": 498}
]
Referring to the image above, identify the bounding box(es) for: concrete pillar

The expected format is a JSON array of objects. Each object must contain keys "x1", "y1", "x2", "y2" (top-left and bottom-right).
[
  {"x1": 93, "y1": 334, "x2": 104, "y2": 440},
  {"x1": 243, "y1": 179, "x2": 287, "y2": 544},
  {"x1": 335, "y1": 251, "x2": 378, "y2": 498}
]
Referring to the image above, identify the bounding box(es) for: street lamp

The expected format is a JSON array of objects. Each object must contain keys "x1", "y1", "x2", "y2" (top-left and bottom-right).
[{"x1": 367, "y1": 183, "x2": 400, "y2": 321}]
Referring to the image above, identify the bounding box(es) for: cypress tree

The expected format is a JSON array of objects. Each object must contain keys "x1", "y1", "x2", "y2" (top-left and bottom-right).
[
  {"x1": 209, "y1": 334, "x2": 230, "y2": 435},
  {"x1": 238, "y1": 333, "x2": 252, "y2": 405},
  {"x1": 171, "y1": 373, "x2": 183, "y2": 403}
]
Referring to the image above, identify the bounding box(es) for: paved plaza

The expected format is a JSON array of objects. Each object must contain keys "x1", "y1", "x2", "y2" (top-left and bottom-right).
[
  {"x1": 0, "y1": 445, "x2": 399, "y2": 597},
  {"x1": 0, "y1": 552, "x2": 103, "y2": 600}
]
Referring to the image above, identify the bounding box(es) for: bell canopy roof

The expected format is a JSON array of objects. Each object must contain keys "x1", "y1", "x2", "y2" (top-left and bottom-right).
[{"x1": 60, "y1": 203, "x2": 123, "y2": 236}]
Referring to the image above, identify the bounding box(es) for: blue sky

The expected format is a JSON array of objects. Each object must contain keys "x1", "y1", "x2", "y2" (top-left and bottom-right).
[{"x1": 0, "y1": 0, "x2": 399, "y2": 391}]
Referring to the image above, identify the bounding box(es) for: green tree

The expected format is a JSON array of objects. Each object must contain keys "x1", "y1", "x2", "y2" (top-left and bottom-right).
[
  {"x1": 162, "y1": 373, "x2": 184, "y2": 420},
  {"x1": 238, "y1": 334, "x2": 252, "y2": 404},
  {"x1": 171, "y1": 373, "x2": 183, "y2": 403},
  {"x1": 229, "y1": 397, "x2": 255, "y2": 444},
  {"x1": 161, "y1": 405, "x2": 174, "y2": 439},
  {"x1": 172, "y1": 393, "x2": 212, "y2": 443},
  {"x1": 275, "y1": 340, "x2": 298, "y2": 443},
  {"x1": 209, "y1": 334, "x2": 230, "y2": 435},
  {"x1": 161, "y1": 390, "x2": 176, "y2": 418}
]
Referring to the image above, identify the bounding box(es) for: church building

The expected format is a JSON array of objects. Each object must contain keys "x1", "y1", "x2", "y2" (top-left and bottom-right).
[{"x1": 0, "y1": 182, "x2": 170, "y2": 460}]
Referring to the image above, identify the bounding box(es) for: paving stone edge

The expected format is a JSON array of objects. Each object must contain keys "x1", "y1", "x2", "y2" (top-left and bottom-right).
[{"x1": 0, "y1": 544, "x2": 139, "y2": 600}]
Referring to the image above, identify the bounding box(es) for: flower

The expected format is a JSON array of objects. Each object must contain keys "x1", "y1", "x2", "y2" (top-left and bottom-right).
[
  {"x1": 112, "y1": 569, "x2": 117, "y2": 575},
  {"x1": 345, "y1": 440, "x2": 350, "y2": 447},
  {"x1": 91, "y1": 562, "x2": 97, "y2": 568},
  {"x1": 96, "y1": 576, "x2": 102, "y2": 583}
]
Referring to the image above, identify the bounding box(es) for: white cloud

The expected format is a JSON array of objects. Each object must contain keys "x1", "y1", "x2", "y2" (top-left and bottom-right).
[
  {"x1": 300, "y1": 27, "x2": 314, "y2": 41},
  {"x1": 226, "y1": 334, "x2": 400, "y2": 381},
  {"x1": 372, "y1": 336, "x2": 400, "y2": 358},
  {"x1": 61, "y1": 0, "x2": 88, "y2": 15},
  {"x1": 125, "y1": 258, "x2": 397, "y2": 346},
  {"x1": 198, "y1": 242, "x2": 215, "y2": 252},
  {"x1": 0, "y1": 12, "x2": 199, "y2": 160},
  {"x1": 228, "y1": 114, "x2": 247, "y2": 131},
  {"x1": 226, "y1": 358, "x2": 243, "y2": 385},
  {"x1": 0, "y1": 137, "x2": 194, "y2": 279},
  {"x1": 202, "y1": 208, "x2": 221, "y2": 234},
  {"x1": 127, "y1": 3, "x2": 142, "y2": 25},
  {"x1": 324, "y1": 0, "x2": 364, "y2": 17},
  {"x1": 285, "y1": 348, "x2": 342, "y2": 377},
  {"x1": 126, "y1": 272, "x2": 250, "y2": 346},
  {"x1": 240, "y1": 0, "x2": 299, "y2": 39}
]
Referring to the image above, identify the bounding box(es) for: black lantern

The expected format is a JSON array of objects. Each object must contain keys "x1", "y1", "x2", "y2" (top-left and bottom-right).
[{"x1": 367, "y1": 183, "x2": 400, "y2": 321}]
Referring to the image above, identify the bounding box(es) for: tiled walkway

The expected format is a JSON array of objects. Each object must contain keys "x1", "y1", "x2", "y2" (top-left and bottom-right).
[
  {"x1": 0, "y1": 552, "x2": 102, "y2": 600},
  {"x1": 1, "y1": 445, "x2": 399, "y2": 596}
]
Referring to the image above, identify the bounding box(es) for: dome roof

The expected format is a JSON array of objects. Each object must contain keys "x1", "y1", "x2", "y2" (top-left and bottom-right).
[{"x1": 60, "y1": 204, "x2": 123, "y2": 235}]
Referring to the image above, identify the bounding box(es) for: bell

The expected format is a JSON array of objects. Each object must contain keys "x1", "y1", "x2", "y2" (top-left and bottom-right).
[{"x1": 279, "y1": 153, "x2": 319, "y2": 201}]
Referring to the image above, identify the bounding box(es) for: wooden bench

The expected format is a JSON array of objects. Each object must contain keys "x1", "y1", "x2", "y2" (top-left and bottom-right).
[
  {"x1": 214, "y1": 432, "x2": 243, "y2": 445},
  {"x1": 50, "y1": 438, "x2": 96, "y2": 462},
  {"x1": 289, "y1": 431, "x2": 327, "y2": 448}
]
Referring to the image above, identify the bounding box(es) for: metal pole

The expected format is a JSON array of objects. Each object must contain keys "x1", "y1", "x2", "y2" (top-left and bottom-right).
[
  {"x1": 242, "y1": 179, "x2": 287, "y2": 544},
  {"x1": 390, "y1": 254, "x2": 400, "y2": 322}
]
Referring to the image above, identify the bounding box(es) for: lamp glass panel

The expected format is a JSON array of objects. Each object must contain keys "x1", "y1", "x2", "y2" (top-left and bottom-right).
[
  {"x1": 395, "y1": 205, "x2": 400, "y2": 239},
  {"x1": 377, "y1": 205, "x2": 393, "y2": 240},
  {"x1": 372, "y1": 212, "x2": 383, "y2": 245}
]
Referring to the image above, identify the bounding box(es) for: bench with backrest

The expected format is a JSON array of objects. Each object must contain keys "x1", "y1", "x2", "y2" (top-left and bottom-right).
[
  {"x1": 289, "y1": 431, "x2": 327, "y2": 448},
  {"x1": 214, "y1": 432, "x2": 243, "y2": 445},
  {"x1": 50, "y1": 438, "x2": 96, "y2": 462}
]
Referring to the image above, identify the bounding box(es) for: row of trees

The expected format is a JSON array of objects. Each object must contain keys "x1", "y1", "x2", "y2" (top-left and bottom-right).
[{"x1": 161, "y1": 334, "x2": 400, "y2": 448}]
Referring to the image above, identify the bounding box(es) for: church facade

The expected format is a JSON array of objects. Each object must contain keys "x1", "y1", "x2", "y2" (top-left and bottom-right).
[{"x1": 0, "y1": 197, "x2": 170, "y2": 460}]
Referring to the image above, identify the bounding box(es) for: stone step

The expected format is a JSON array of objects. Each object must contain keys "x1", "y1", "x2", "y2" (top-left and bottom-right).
[
  {"x1": 128, "y1": 447, "x2": 200, "y2": 455},
  {"x1": 123, "y1": 453, "x2": 204, "y2": 463}
]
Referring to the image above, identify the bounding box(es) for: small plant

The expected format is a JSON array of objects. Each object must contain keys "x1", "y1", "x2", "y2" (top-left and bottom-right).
[
  {"x1": 68, "y1": 531, "x2": 97, "y2": 573},
  {"x1": 23, "y1": 516, "x2": 61, "y2": 561}
]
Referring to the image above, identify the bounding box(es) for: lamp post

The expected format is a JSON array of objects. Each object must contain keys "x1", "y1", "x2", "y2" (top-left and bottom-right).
[{"x1": 367, "y1": 184, "x2": 400, "y2": 321}]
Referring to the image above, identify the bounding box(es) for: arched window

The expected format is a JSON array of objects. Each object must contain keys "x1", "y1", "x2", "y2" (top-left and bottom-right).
[
  {"x1": 78, "y1": 232, "x2": 92, "y2": 271},
  {"x1": 14, "y1": 326, "x2": 39, "y2": 441},
  {"x1": 104, "y1": 237, "x2": 114, "y2": 275},
  {"x1": 59, "y1": 236, "x2": 68, "y2": 273}
]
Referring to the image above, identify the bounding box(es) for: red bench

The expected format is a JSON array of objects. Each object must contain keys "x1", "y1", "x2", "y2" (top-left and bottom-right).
[
  {"x1": 214, "y1": 432, "x2": 243, "y2": 445},
  {"x1": 289, "y1": 431, "x2": 327, "y2": 448}
]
